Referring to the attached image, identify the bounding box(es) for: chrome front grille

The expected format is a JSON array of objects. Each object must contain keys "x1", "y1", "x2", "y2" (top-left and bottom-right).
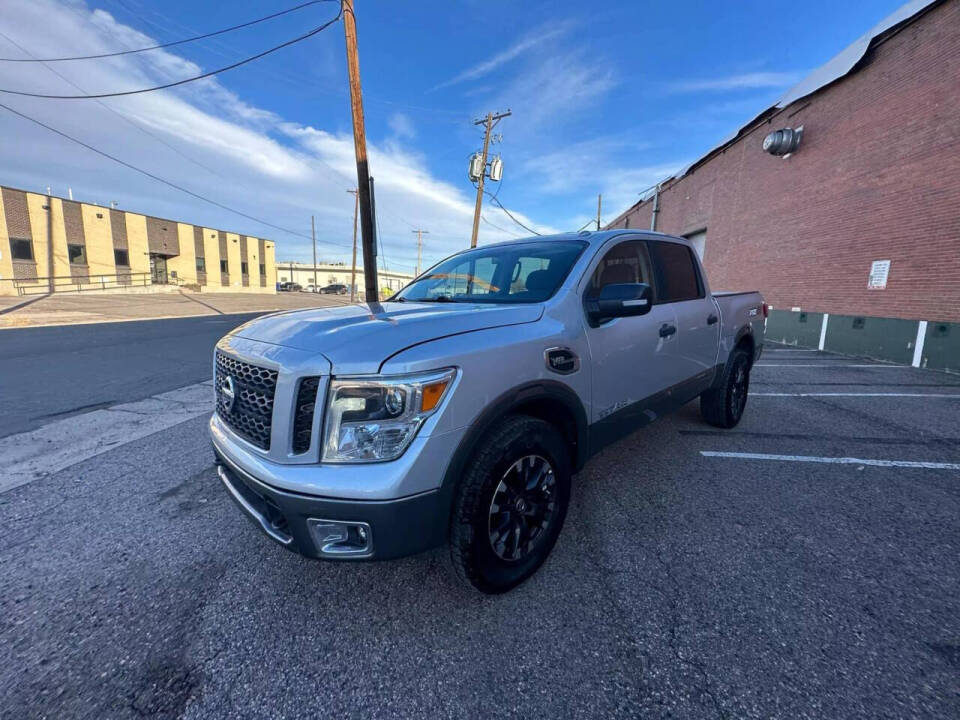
[{"x1": 215, "y1": 351, "x2": 278, "y2": 450}]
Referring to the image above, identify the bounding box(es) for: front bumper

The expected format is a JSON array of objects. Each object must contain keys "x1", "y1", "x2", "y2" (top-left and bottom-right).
[{"x1": 213, "y1": 446, "x2": 449, "y2": 561}]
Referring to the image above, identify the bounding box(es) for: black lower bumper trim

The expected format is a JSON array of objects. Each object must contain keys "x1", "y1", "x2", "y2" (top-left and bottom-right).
[{"x1": 213, "y1": 447, "x2": 448, "y2": 561}]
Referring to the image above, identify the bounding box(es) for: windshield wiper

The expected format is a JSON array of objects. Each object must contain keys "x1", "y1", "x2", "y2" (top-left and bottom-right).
[{"x1": 417, "y1": 295, "x2": 459, "y2": 303}]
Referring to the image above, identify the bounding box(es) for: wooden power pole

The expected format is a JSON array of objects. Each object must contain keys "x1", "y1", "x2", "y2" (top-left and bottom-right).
[
  {"x1": 342, "y1": 0, "x2": 378, "y2": 301},
  {"x1": 470, "y1": 110, "x2": 511, "y2": 248},
  {"x1": 412, "y1": 228, "x2": 429, "y2": 276},
  {"x1": 347, "y1": 189, "x2": 359, "y2": 302}
]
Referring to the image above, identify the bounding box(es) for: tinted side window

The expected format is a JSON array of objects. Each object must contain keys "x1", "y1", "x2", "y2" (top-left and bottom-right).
[
  {"x1": 650, "y1": 242, "x2": 701, "y2": 302},
  {"x1": 586, "y1": 240, "x2": 655, "y2": 299}
]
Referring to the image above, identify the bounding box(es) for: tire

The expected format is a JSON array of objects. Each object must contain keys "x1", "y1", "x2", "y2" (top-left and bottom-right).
[
  {"x1": 449, "y1": 415, "x2": 571, "y2": 594},
  {"x1": 700, "y1": 347, "x2": 751, "y2": 428}
]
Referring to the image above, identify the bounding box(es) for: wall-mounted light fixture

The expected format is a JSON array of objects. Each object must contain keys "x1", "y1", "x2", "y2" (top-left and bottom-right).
[{"x1": 763, "y1": 126, "x2": 803, "y2": 157}]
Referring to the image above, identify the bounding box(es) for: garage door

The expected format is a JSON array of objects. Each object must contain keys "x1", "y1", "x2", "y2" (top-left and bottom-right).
[{"x1": 685, "y1": 230, "x2": 706, "y2": 260}]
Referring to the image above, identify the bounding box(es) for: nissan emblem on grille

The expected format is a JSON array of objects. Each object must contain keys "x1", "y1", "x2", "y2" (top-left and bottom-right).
[{"x1": 220, "y1": 375, "x2": 236, "y2": 413}]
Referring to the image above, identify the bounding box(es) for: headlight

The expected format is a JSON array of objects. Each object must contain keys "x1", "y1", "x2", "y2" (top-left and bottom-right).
[{"x1": 322, "y1": 369, "x2": 455, "y2": 463}]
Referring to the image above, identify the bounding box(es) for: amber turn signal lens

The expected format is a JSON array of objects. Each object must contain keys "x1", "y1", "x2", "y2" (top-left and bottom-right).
[{"x1": 420, "y1": 380, "x2": 449, "y2": 412}]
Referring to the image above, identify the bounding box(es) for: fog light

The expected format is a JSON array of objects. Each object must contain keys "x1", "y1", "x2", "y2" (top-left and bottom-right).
[{"x1": 306, "y1": 519, "x2": 373, "y2": 557}]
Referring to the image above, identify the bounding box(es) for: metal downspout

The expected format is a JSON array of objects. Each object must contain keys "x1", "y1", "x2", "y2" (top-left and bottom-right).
[{"x1": 650, "y1": 184, "x2": 660, "y2": 232}]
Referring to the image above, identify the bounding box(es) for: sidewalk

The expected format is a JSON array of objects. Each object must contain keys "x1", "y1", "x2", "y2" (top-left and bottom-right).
[{"x1": 0, "y1": 291, "x2": 351, "y2": 328}]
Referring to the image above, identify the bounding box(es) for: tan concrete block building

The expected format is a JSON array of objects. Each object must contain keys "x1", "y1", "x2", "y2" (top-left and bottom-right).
[{"x1": 0, "y1": 185, "x2": 277, "y2": 296}]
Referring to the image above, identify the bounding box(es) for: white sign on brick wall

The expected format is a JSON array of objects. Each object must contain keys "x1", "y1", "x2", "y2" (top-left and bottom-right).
[{"x1": 867, "y1": 260, "x2": 891, "y2": 290}]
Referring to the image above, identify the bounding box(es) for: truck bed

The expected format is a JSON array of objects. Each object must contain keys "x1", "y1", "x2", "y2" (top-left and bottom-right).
[{"x1": 712, "y1": 290, "x2": 766, "y2": 363}]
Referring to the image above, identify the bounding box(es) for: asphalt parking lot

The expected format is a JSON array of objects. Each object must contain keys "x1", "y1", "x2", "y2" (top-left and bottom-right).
[{"x1": 1, "y1": 344, "x2": 958, "y2": 718}]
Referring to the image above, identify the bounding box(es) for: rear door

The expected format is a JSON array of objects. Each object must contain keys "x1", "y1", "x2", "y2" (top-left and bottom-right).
[{"x1": 649, "y1": 239, "x2": 720, "y2": 391}]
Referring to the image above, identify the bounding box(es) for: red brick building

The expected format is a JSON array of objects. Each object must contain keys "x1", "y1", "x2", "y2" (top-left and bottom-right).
[{"x1": 608, "y1": 0, "x2": 960, "y2": 323}]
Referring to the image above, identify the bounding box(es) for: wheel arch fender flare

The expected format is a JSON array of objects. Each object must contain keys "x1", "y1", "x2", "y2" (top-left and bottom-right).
[
  {"x1": 440, "y1": 380, "x2": 589, "y2": 501},
  {"x1": 733, "y1": 324, "x2": 756, "y2": 366}
]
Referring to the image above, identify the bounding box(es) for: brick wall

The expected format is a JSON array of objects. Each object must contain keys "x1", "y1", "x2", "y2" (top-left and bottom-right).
[{"x1": 609, "y1": 0, "x2": 960, "y2": 322}]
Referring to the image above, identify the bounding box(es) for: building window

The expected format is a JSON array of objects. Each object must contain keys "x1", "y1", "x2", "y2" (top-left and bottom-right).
[
  {"x1": 196, "y1": 257, "x2": 206, "y2": 273},
  {"x1": 114, "y1": 249, "x2": 130, "y2": 267},
  {"x1": 259, "y1": 263, "x2": 265, "y2": 276},
  {"x1": 10, "y1": 238, "x2": 33, "y2": 261},
  {"x1": 68, "y1": 244, "x2": 87, "y2": 265},
  {"x1": 241, "y1": 262, "x2": 249, "y2": 275},
  {"x1": 220, "y1": 260, "x2": 228, "y2": 273}
]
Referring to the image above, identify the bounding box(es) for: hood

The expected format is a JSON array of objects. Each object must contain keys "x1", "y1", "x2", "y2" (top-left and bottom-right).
[{"x1": 232, "y1": 301, "x2": 543, "y2": 374}]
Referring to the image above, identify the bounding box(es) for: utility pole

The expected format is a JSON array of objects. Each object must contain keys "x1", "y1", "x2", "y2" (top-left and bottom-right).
[
  {"x1": 470, "y1": 109, "x2": 511, "y2": 248},
  {"x1": 45, "y1": 193, "x2": 54, "y2": 293},
  {"x1": 596, "y1": 193, "x2": 602, "y2": 231},
  {"x1": 311, "y1": 215, "x2": 317, "y2": 290},
  {"x1": 342, "y1": 0, "x2": 378, "y2": 301},
  {"x1": 412, "y1": 228, "x2": 429, "y2": 276},
  {"x1": 347, "y1": 189, "x2": 359, "y2": 302}
]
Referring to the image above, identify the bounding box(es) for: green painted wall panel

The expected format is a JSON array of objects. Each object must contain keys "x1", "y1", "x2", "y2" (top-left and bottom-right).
[
  {"x1": 921, "y1": 321, "x2": 960, "y2": 374},
  {"x1": 765, "y1": 309, "x2": 824, "y2": 348},
  {"x1": 823, "y1": 314, "x2": 918, "y2": 364}
]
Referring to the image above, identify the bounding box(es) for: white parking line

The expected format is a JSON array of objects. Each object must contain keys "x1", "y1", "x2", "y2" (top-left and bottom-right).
[
  {"x1": 0, "y1": 382, "x2": 213, "y2": 494},
  {"x1": 700, "y1": 451, "x2": 960, "y2": 470},
  {"x1": 752, "y1": 392, "x2": 960, "y2": 398},
  {"x1": 755, "y1": 364, "x2": 902, "y2": 368}
]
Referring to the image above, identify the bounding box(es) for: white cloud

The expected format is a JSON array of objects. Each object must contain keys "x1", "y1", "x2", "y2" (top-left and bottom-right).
[
  {"x1": 0, "y1": 0, "x2": 551, "y2": 272},
  {"x1": 486, "y1": 48, "x2": 617, "y2": 136},
  {"x1": 431, "y1": 21, "x2": 573, "y2": 91},
  {"x1": 671, "y1": 71, "x2": 804, "y2": 93},
  {"x1": 387, "y1": 112, "x2": 415, "y2": 141}
]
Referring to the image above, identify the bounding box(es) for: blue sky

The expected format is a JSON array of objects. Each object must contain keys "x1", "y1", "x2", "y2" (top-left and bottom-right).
[{"x1": 0, "y1": 0, "x2": 907, "y2": 273}]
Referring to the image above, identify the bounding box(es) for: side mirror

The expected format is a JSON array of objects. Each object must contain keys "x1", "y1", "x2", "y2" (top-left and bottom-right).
[{"x1": 587, "y1": 283, "x2": 653, "y2": 324}]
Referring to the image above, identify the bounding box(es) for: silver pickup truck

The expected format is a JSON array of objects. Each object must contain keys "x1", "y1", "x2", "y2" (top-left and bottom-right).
[{"x1": 211, "y1": 230, "x2": 765, "y2": 593}]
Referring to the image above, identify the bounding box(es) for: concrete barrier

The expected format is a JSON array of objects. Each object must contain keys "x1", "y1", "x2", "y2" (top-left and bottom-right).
[
  {"x1": 920, "y1": 321, "x2": 960, "y2": 373},
  {"x1": 765, "y1": 309, "x2": 958, "y2": 374},
  {"x1": 765, "y1": 309, "x2": 825, "y2": 348}
]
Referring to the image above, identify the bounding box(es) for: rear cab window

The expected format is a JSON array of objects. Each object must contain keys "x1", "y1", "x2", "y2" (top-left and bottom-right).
[{"x1": 650, "y1": 241, "x2": 703, "y2": 302}]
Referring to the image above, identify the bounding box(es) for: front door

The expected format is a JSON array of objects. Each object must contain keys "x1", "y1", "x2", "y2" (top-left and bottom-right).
[
  {"x1": 582, "y1": 238, "x2": 681, "y2": 445},
  {"x1": 150, "y1": 254, "x2": 168, "y2": 285}
]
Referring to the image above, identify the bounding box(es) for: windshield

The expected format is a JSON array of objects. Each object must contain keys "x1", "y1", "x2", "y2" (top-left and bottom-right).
[{"x1": 394, "y1": 240, "x2": 587, "y2": 304}]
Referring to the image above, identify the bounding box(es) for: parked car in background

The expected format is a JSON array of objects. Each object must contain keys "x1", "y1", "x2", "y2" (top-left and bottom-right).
[
  {"x1": 211, "y1": 230, "x2": 765, "y2": 593},
  {"x1": 320, "y1": 283, "x2": 349, "y2": 295},
  {"x1": 279, "y1": 282, "x2": 302, "y2": 292}
]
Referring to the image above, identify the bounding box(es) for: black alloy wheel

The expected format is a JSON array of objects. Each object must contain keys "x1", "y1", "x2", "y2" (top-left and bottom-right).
[
  {"x1": 449, "y1": 415, "x2": 571, "y2": 594},
  {"x1": 487, "y1": 455, "x2": 558, "y2": 562}
]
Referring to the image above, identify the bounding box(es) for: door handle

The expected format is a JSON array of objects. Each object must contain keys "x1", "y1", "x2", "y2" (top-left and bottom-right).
[
  {"x1": 707, "y1": 313, "x2": 718, "y2": 325},
  {"x1": 659, "y1": 323, "x2": 676, "y2": 338}
]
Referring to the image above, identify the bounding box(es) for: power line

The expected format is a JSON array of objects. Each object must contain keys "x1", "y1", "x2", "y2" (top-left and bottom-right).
[
  {"x1": 0, "y1": 30, "x2": 229, "y2": 182},
  {"x1": 480, "y1": 214, "x2": 522, "y2": 238},
  {"x1": 0, "y1": 99, "x2": 361, "y2": 250},
  {"x1": 0, "y1": 3, "x2": 343, "y2": 99},
  {"x1": 107, "y1": 0, "x2": 469, "y2": 124},
  {"x1": 0, "y1": 1, "x2": 336, "y2": 62},
  {"x1": 484, "y1": 191, "x2": 542, "y2": 236}
]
